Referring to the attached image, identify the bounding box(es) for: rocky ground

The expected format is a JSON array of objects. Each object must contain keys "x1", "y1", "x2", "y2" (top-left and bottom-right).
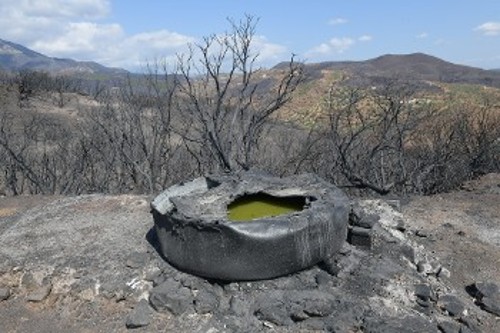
[{"x1": 0, "y1": 174, "x2": 499, "y2": 332}]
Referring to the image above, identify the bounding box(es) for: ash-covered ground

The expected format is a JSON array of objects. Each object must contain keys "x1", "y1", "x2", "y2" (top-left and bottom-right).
[{"x1": 0, "y1": 174, "x2": 499, "y2": 332}]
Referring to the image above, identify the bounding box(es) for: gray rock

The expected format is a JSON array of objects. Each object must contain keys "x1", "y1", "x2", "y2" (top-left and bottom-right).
[
  {"x1": 297, "y1": 317, "x2": 326, "y2": 330},
  {"x1": 254, "y1": 301, "x2": 292, "y2": 326},
  {"x1": 0, "y1": 288, "x2": 10, "y2": 301},
  {"x1": 400, "y1": 243, "x2": 416, "y2": 263},
  {"x1": 415, "y1": 283, "x2": 436, "y2": 301},
  {"x1": 21, "y1": 272, "x2": 38, "y2": 289},
  {"x1": 415, "y1": 229, "x2": 429, "y2": 238},
  {"x1": 417, "y1": 260, "x2": 434, "y2": 275},
  {"x1": 416, "y1": 297, "x2": 431, "y2": 308},
  {"x1": 355, "y1": 213, "x2": 380, "y2": 229},
  {"x1": 229, "y1": 295, "x2": 250, "y2": 317},
  {"x1": 252, "y1": 289, "x2": 340, "y2": 328},
  {"x1": 194, "y1": 289, "x2": 219, "y2": 314},
  {"x1": 125, "y1": 299, "x2": 152, "y2": 329},
  {"x1": 481, "y1": 295, "x2": 500, "y2": 316},
  {"x1": 26, "y1": 284, "x2": 52, "y2": 302},
  {"x1": 458, "y1": 318, "x2": 483, "y2": 333},
  {"x1": 100, "y1": 281, "x2": 123, "y2": 300},
  {"x1": 299, "y1": 296, "x2": 335, "y2": 317},
  {"x1": 314, "y1": 270, "x2": 331, "y2": 287},
  {"x1": 149, "y1": 279, "x2": 193, "y2": 315},
  {"x1": 350, "y1": 202, "x2": 380, "y2": 228},
  {"x1": 125, "y1": 252, "x2": 149, "y2": 269},
  {"x1": 438, "y1": 295, "x2": 465, "y2": 317},
  {"x1": 438, "y1": 320, "x2": 461, "y2": 333},
  {"x1": 468, "y1": 281, "x2": 499, "y2": 300},
  {"x1": 348, "y1": 226, "x2": 373, "y2": 248},
  {"x1": 363, "y1": 315, "x2": 439, "y2": 333},
  {"x1": 437, "y1": 266, "x2": 451, "y2": 279},
  {"x1": 144, "y1": 266, "x2": 162, "y2": 282},
  {"x1": 395, "y1": 219, "x2": 407, "y2": 232},
  {"x1": 385, "y1": 200, "x2": 401, "y2": 212}
]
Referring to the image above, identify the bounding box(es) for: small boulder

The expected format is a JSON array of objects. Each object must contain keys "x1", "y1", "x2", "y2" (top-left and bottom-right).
[
  {"x1": 481, "y1": 295, "x2": 500, "y2": 316},
  {"x1": 0, "y1": 288, "x2": 10, "y2": 301},
  {"x1": 26, "y1": 284, "x2": 52, "y2": 302},
  {"x1": 149, "y1": 279, "x2": 192, "y2": 315},
  {"x1": 125, "y1": 299, "x2": 152, "y2": 329},
  {"x1": 467, "y1": 281, "x2": 499, "y2": 300}
]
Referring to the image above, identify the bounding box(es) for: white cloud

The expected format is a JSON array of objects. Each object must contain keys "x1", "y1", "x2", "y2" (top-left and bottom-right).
[
  {"x1": 125, "y1": 31, "x2": 195, "y2": 50},
  {"x1": 306, "y1": 37, "x2": 356, "y2": 59},
  {"x1": 0, "y1": 0, "x2": 111, "y2": 44},
  {"x1": 0, "y1": 0, "x2": 196, "y2": 71},
  {"x1": 32, "y1": 22, "x2": 124, "y2": 56},
  {"x1": 0, "y1": 0, "x2": 289, "y2": 71},
  {"x1": 117, "y1": 31, "x2": 196, "y2": 70},
  {"x1": 329, "y1": 38, "x2": 355, "y2": 52},
  {"x1": 252, "y1": 35, "x2": 288, "y2": 63},
  {"x1": 328, "y1": 18, "x2": 348, "y2": 26},
  {"x1": 358, "y1": 35, "x2": 373, "y2": 42},
  {"x1": 416, "y1": 32, "x2": 428, "y2": 39},
  {"x1": 475, "y1": 22, "x2": 500, "y2": 36}
]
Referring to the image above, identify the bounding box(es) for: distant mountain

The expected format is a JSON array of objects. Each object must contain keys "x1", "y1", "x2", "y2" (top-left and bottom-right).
[
  {"x1": 0, "y1": 38, "x2": 128, "y2": 75},
  {"x1": 276, "y1": 53, "x2": 500, "y2": 89},
  {"x1": 2, "y1": 39, "x2": 500, "y2": 90}
]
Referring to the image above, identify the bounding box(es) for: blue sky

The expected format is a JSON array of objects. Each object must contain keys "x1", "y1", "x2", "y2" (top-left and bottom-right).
[{"x1": 1, "y1": 0, "x2": 499, "y2": 71}]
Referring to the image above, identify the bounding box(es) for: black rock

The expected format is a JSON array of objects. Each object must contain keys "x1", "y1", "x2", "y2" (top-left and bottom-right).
[
  {"x1": 125, "y1": 299, "x2": 152, "y2": 329},
  {"x1": 467, "y1": 281, "x2": 499, "y2": 300},
  {"x1": 149, "y1": 279, "x2": 193, "y2": 315},
  {"x1": 348, "y1": 226, "x2": 373, "y2": 248}
]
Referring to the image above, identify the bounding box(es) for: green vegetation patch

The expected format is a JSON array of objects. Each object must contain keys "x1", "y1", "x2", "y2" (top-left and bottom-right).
[{"x1": 227, "y1": 193, "x2": 306, "y2": 221}]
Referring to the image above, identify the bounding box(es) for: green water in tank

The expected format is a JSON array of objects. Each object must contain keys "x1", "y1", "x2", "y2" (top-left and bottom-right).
[{"x1": 227, "y1": 193, "x2": 305, "y2": 221}]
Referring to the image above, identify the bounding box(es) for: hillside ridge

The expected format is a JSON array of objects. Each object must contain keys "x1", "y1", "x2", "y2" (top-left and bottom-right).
[
  {"x1": 0, "y1": 38, "x2": 128, "y2": 75},
  {"x1": 275, "y1": 52, "x2": 500, "y2": 88}
]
